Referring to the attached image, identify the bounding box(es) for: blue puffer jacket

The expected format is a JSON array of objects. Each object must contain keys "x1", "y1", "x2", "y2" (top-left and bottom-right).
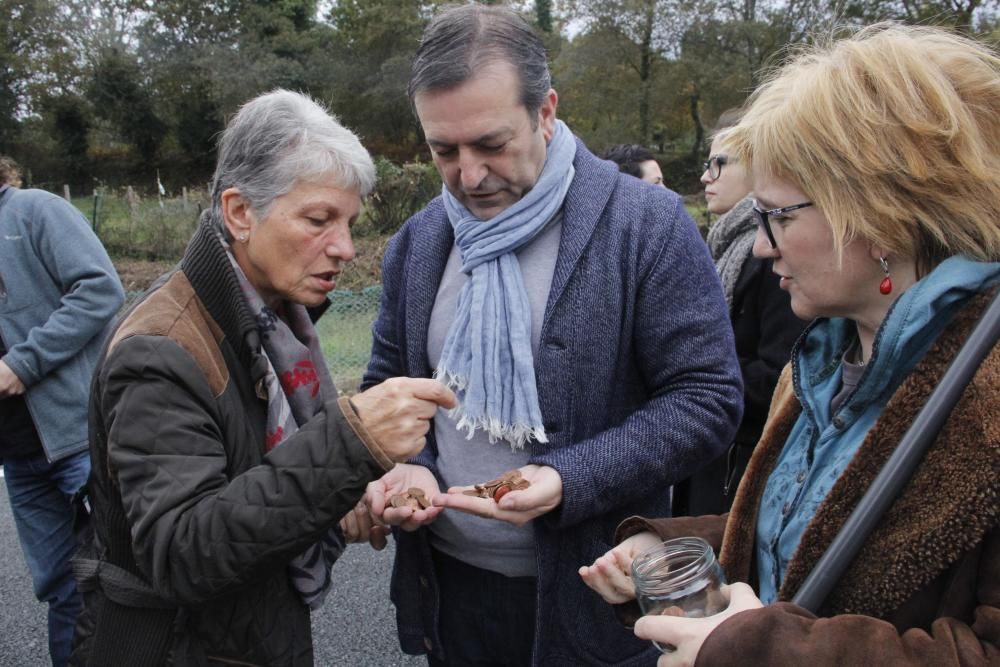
[
  {"x1": 364, "y1": 140, "x2": 744, "y2": 666},
  {"x1": 0, "y1": 186, "x2": 124, "y2": 461}
]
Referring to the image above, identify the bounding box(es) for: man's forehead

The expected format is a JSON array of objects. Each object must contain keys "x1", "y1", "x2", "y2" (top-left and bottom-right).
[
  {"x1": 424, "y1": 125, "x2": 516, "y2": 147},
  {"x1": 414, "y1": 66, "x2": 534, "y2": 145},
  {"x1": 414, "y1": 62, "x2": 523, "y2": 110}
]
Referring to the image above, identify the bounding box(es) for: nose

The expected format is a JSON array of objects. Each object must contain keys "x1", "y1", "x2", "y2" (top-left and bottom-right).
[
  {"x1": 325, "y1": 228, "x2": 355, "y2": 263},
  {"x1": 458, "y1": 150, "x2": 487, "y2": 191},
  {"x1": 752, "y1": 224, "x2": 778, "y2": 259}
]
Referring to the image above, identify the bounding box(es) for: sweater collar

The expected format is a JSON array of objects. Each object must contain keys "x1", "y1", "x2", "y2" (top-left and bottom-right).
[{"x1": 179, "y1": 219, "x2": 265, "y2": 373}]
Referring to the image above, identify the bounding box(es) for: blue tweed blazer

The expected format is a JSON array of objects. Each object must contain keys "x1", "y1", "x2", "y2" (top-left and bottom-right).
[{"x1": 363, "y1": 139, "x2": 743, "y2": 666}]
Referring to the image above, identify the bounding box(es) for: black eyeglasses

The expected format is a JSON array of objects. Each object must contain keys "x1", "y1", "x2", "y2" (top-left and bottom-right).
[
  {"x1": 752, "y1": 200, "x2": 813, "y2": 249},
  {"x1": 702, "y1": 155, "x2": 728, "y2": 181}
]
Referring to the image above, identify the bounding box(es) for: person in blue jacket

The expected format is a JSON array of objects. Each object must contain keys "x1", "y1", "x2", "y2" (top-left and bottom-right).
[
  {"x1": 0, "y1": 155, "x2": 125, "y2": 666},
  {"x1": 340, "y1": 5, "x2": 743, "y2": 666}
]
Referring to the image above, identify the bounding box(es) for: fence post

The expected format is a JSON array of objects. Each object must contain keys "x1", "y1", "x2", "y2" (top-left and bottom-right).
[
  {"x1": 63, "y1": 184, "x2": 71, "y2": 200},
  {"x1": 126, "y1": 186, "x2": 138, "y2": 254},
  {"x1": 92, "y1": 189, "x2": 100, "y2": 236},
  {"x1": 182, "y1": 186, "x2": 189, "y2": 212}
]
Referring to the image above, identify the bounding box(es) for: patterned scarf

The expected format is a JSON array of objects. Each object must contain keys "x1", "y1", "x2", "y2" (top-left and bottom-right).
[
  {"x1": 706, "y1": 195, "x2": 757, "y2": 309},
  {"x1": 226, "y1": 244, "x2": 344, "y2": 610},
  {"x1": 436, "y1": 120, "x2": 576, "y2": 449}
]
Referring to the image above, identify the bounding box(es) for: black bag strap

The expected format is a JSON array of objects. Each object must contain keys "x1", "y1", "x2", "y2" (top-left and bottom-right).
[{"x1": 792, "y1": 288, "x2": 1000, "y2": 612}]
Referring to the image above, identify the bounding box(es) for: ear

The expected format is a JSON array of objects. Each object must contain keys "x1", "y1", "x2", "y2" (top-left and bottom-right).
[
  {"x1": 868, "y1": 243, "x2": 889, "y2": 262},
  {"x1": 539, "y1": 89, "x2": 558, "y2": 142},
  {"x1": 220, "y1": 188, "x2": 254, "y2": 240}
]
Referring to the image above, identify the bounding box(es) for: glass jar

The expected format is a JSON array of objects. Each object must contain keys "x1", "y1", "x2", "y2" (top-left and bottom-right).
[{"x1": 630, "y1": 536, "x2": 727, "y2": 653}]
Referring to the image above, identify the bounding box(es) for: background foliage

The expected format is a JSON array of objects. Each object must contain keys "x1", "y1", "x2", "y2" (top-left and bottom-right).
[
  {"x1": 6, "y1": 0, "x2": 991, "y2": 387},
  {"x1": 3, "y1": 0, "x2": 998, "y2": 199}
]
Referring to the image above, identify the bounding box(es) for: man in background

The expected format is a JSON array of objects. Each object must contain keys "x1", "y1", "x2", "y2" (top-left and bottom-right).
[
  {"x1": 0, "y1": 155, "x2": 125, "y2": 666},
  {"x1": 601, "y1": 143, "x2": 665, "y2": 186}
]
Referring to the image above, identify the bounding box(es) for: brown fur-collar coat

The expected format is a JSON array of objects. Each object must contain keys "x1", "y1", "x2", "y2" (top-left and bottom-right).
[{"x1": 618, "y1": 290, "x2": 1000, "y2": 665}]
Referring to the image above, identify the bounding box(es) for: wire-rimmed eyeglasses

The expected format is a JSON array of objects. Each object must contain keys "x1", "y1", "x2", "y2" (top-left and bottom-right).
[
  {"x1": 752, "y1": 200, "x2": 814, "y2": 249},
  {"x1": 702, "y1": 155, "x2": 728, "y2": 181}
]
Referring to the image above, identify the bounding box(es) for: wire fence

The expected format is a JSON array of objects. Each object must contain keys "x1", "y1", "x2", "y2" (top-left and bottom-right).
[
  {"x1": 315, "y1": 286, "x2": 383, "y2": 394},
  {"x1": 123, "y1": 285, "x2": 382, "y2": 396}
]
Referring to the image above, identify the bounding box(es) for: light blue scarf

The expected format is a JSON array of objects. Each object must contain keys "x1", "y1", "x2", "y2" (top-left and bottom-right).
[{"x1": 436, "y1": 119, "x2": 576, "y2": 449}]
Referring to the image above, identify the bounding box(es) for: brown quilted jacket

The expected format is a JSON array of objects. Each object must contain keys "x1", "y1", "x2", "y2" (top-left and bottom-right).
[{"x1": 74, "y1": 222, "x2": 391, "y2": 666}]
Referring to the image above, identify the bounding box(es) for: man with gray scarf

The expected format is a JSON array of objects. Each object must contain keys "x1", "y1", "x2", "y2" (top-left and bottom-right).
[{"x1": 345, "y1": 5, "x2": 743, "y2": 666}]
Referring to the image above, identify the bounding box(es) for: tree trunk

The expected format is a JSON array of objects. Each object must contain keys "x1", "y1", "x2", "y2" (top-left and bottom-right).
[
  {"x1": 638, "y1": 1, "x2": 656, "y2": 144},
  {"x1": 690, "y1": 90, "x2": 704, "y2": 159}
]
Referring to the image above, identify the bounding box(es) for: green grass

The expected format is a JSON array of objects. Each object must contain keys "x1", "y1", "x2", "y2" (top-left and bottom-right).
[
  {"x1": 316, "y1": 288, "x2": 382, "y2": 393},
  {"x1": 71, "y1": 191, "x2": 204, "y2": 259},
  {"x1": 684, "y1": 196, "x2": 712, "y2": 238}
]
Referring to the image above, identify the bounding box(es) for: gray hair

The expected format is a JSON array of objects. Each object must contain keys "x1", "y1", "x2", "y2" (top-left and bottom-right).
[
  {"x1": 209, "y1": 89, "x2": 375, "y2": 237},
  {"x1": 408, "y1": 4, "x2": 551, "y2": 118}
]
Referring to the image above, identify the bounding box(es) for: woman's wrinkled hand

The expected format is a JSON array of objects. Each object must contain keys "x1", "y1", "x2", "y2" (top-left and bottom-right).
[
  {"x1": 339, "y1": 494, "x2": 389, "y2": 550},
  {"x1": 350, "y1": 377, "x2": 456, "y2": 462}
]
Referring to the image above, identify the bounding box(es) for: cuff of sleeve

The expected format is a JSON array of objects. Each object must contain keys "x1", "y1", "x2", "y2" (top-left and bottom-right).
[
  {"x1": 615, "y1": 514, "x2": 729, "y2": 551},
  {"x1": 615, "y1": 516, "x2": 662, "y2": 544},
  {"x1": 337, "y1": 396, "x2": 394, "y2": 472}
]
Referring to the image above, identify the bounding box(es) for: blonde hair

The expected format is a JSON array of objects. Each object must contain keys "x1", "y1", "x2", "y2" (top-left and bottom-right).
[
  {"x1": 728, "y1": 23, "x2": 1000, "y2": 270},
  {"x1": 0, "y1": 155, "x2": 22, "y2": 188}
]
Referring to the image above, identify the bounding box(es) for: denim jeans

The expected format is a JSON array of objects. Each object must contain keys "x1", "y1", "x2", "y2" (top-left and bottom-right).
[
  {"x1": 428, "y1": 548, "x2": 537, "y2": 667},
  {"x1": 4, "y1": 449, "x2": 90, "y2": 667}
]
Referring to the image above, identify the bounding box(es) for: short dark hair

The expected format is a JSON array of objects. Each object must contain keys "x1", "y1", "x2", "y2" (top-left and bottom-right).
[
  {"x1": 408, "y1": 4, "x2": 551, "y2": 117},
  {"x1": 0, "y1": 155, "x2": 22, "y2": 187},
  {"x1": 711, "y1": 108, "x2": 744, "y2": 138},
  {"x1": 600, "y1": 144, "x2": 655, "y2": 179}
]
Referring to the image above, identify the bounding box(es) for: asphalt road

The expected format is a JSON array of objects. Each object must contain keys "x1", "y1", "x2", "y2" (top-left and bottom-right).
[{"x1": 0, "y1": 475, "x2": 425, "y2": 667}]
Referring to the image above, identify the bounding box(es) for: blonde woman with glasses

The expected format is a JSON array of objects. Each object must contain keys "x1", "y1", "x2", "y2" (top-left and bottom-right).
[
  {"x1": 581, "y1": 23, "x2": 1000, "y2": 666},
  {"x1": 672, "y1": 119, "x2": 806, "y2": 519}
]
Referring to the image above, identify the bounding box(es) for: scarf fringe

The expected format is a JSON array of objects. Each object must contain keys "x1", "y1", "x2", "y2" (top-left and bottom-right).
[
  {"x1": 434, "y1": 368, "x2": 469, "y2": 392},
  {"x1": 436, "y1": 369, "x2": 548, "y2": 450}
]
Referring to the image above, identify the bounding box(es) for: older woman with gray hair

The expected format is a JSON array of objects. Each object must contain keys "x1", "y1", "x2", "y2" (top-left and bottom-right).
[{"x1": 73, "y1": 89, "x2": 455, "y2": 666}]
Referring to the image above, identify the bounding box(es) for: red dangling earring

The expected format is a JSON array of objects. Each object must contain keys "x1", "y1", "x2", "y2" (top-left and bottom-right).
[{"x1": 879, "y1": 256, "x2": 893, "y2": 295}]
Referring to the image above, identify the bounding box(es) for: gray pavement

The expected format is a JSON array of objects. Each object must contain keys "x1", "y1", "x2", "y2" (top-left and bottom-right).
[{"x1": 0, "y1": 476, "x2": 424, "y2": 667}]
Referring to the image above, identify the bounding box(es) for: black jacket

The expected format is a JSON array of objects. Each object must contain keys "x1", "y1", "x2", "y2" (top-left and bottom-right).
[
  {"x1": 674, "y1": 255, "x2": 805, "y2": 516},
  {"x1": 74, "y1": 222, "x2": 391, "y2": 666}
]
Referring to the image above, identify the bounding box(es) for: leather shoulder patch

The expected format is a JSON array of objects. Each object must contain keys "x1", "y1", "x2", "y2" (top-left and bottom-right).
[{"x1": 109, "y1": 272, "x2": 229, "y2": 397}]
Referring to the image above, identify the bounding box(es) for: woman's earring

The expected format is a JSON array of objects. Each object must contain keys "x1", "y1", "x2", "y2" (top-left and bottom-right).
[
  {"x1": 879, "y1": 255, "x2": 892, "y2": 295},
  {"x1": 238, "y1": 232, "x2": 248, "y2": 242}
]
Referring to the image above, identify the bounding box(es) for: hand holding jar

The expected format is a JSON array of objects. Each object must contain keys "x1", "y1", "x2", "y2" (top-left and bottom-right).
[
  {"x1": 631, "y1": 537, "x2": 762, "y2": 664},
  {"x1": 632, "y1": 537, "x2": 762, "y2": 667}
]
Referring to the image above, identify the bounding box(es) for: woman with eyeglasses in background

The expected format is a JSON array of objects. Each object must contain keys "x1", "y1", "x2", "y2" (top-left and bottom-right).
[
  {"x1": 581, "y1": 23, "x2": 999, "y2": 666},
  {"x1": 671, "y1": 114, "x2": 805, "y2": 519}
]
